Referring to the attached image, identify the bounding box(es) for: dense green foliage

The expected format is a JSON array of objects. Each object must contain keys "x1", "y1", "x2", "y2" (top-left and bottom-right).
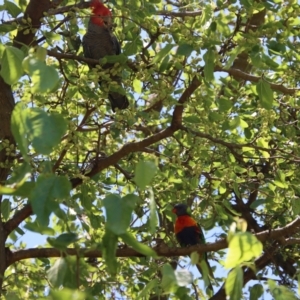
[{"x1": 0, "y1": 0, "x2": 300, "y2": 299}]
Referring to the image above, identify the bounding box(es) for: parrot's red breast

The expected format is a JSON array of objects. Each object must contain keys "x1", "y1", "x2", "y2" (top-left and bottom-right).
[{"x1": 174, "y1": 215, "x2": 198, "y2": 235}]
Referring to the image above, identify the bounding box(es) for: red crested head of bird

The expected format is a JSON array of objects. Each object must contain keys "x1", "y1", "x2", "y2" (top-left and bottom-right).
[{"x1": 90, "y1": 0, "x2": 112, "y2": 28}]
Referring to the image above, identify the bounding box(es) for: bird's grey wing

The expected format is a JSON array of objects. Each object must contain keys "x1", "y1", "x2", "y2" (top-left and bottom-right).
[
  {"x1": 111, "y1": 34, "x2": 121, "y2": 55},
  {"x1": 82, "y1": 35, "x2": 92, "y2": 58}
]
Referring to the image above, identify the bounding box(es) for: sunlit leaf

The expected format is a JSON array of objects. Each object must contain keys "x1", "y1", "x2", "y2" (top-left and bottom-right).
[
  {"x1": 4, "y1": 0, "x2": 22, "y2": 17},
  {"x1": 161, "y1": 264, "x2": 177, "y2": 293},
  {"x1": 133, "y1": 79, "x2": 142, "y2": 93},
  {"x1": 153, "y1": 44, "x2": 174, "y2": 63},
  {"x1": 0, "y1": 46, "x2": 24, "y2": 85},
  {"x1": 47, "y1": 258, "x2": 67, "y2": 288},
  {"x1": 120, "y1": 232, "x2": 157, "y2": 256},
  {"x1": 31, "y1": 64, "x2": 60, "y2": 93},
  {"x1": 175, "y1": 269, "x2": 193, "y2": 287},
  {"x1": 225, "y1": 232, "x2": 263, "y2": 268},
  {"x1": 268, "y1": 279, "x2": 297, "y2": 300},
  {"x1": 225, "y1": 266, "x2": 243, "y2": 300},
  {"x1": 49, "y1": 288, "x2": 86, "y2": 300},
  {"x1": 137, "y1": 279, "x2": 159, "y2": 299},
  {"x1": 11, "y1": 103, "x2": 29, "y2": 160}
]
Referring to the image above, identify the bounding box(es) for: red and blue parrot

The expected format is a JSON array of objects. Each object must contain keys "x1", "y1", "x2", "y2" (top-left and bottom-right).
[{"x1": 172, "y1": 203, "x2": 214, "y2": 293}]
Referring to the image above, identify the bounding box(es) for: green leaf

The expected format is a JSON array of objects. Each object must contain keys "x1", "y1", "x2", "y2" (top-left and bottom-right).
[
  {"x1": 137, "y1": 279, "x2": 159, "y2": 299},
  {"x1": 159, "y1": 54, "x2": 170, "y2": 72},
  {"x1": 291, "y1": 198, "x2": 300, "y2": 215},
  {"x1": 3, "y1": 292, "x2": 20, "y2": 300},
  {"x1": 250, "y1": 199, "x2": 266, "y2": 209},
  {"x1": 11, "y1": 181, "x2": 35, "y2": 197},
  {"x1": 249, "y1": 283, "x2": 264, "y2": 300},
  {"x1": 217, "y1": 97, "x2": 233, "y2": 112},
  {"x1": 80, "y1": 184, "x2": 93, "y2": 210},
  {"x1": 102, "y1": 54, "x2": 127, "y2": 64},
  {"x1": 5, "y1": 0, "x2": 22, "y2": 17},
  {"x1": 47, "y1": 258, "x2": 67, "y2": 288},
  {"x1": 120, "y1": 232, "x2": 157, "y2": 256},
  {"x1": 22, "y1": 56, "x2": 60, "y2": 93},
  {"x1": 153, "y1": 44, "x2": 174, "y2": 63},
  {"x1": 0, "y1": 23, "x2": 17, "y2": 33},
  {"x1": 268, "y1": 40, "x2": 286, "y2": 55},
  {"x1": 12, "y1": 106, "x2": 67, "y2": 156},
  {"x1": 203, "y1": 48, "x2": 214, "y2": 82},
  {"x1": 36, "y1": 46, "x2": 47, "y2": 61},
  {"x1": 102, "y1": 229, "x2": 118, "y2": 276},
  {"x1": 49, "y1": 289, "x2": 86, "y2": 300},
  {"x1": 8, "y1": 162, "x2": 31, "y2": 184},
  {"x1": 175, "y1": 287, "x2": 194, "y2": 300},
  {"x1": 208, "y1": 111, "x2": 224, "y2": 122},
  {"x1": 103, "y1": 194, "x2": 139, "y2": 235},
  {"x1": 183, "y1": 115, "x2": 201, "y2": 123},
  {"x1": 225, "y1": 232, "x2": 263, "y2": 268},
  {"x1": 22, "y1": 56, "x2": 41, "y2": 73},
  {"x1": 29, "y1": 174, "x2": 71, "y2": 226},
  {"x1": 190, "y1": 251, "x2": 200, "y2": 265},
  {"x1": 176, "y1": 44, "x2": 194, "y2": 57},
  {"x1": 198, "y1": 259, "x2": 212, "y2": 289},
  {"x1": 256, "y1": 80, "x2": 273, "y2": 110},
  {"x1": 225, "y1": 266, "x2": 243, "y2": 300},
  {"x1": 1, "y1": 199, "x2": 11, "y2": 220},
  {"x1": 148, "y1": 188, "x2": 158, "y2": 234},
  {"x1": 133, "y1": 79, "x2": 142, "y2": 93},
  {"x1": 268, "y1": 279, "x2": 297, "y2": 300},
  {"x1": 161, "y1": 264, "x2": 177, "y2": 293},
  {"x1": 47, "y1": 233, "x2": 78, "y2": 250},
  {"x1": 24, "y1": 221, "x2": 56, "y2": 235},
  {"x1": 134, "y1": 160, "x2": 157, "y2": 189},
  {"x1": 0, "y1": 46, "x2": 24, "y2": 85},
  {"x1": 26, "y1": 109, "x2": 67, "y2": 155},
  {"x1": 123, "y1": 37, "x2": 142, "y2": 56},
  {"x1": 11, "y1": 103, "x2": 29, "y2": 160},
  {"x1": 31, "y1": 64, "x2": 60, "y2": 93},
  {"x1": 0, "y1": 181, "x2": 34, "y2": 197}
]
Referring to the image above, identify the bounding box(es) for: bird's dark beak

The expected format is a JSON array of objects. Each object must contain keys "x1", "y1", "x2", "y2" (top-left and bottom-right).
[{"x1": 172, "y1": 208, "x2": 176, "y2": 214}]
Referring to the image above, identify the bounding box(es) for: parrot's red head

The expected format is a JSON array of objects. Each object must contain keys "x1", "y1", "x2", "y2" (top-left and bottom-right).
[{"x1": 90, "y1": 0, "x2": 112, "y2": 27}]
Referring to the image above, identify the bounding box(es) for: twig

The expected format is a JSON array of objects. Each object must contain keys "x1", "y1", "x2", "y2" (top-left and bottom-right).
[{"x1": 215, "y1": 66, "x2": 298, "y2": 95}]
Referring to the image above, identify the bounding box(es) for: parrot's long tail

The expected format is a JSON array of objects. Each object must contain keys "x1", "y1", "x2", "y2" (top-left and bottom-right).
[{"x1": 196, "y1": 256, "x2": 214, "y2": 295}]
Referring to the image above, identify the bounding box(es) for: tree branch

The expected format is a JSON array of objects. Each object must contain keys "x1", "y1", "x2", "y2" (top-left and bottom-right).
[
  {"x1": 4, "y1": 204, "x2": 32, "y2": 237},
  {"x1": 7, "y1": 216, "x2": 300, "y2": 265},
  {"x1": 13, "y1": 0, "x2": 51, "y2": 48},
  {"x1": 215, "y1": 67, "x2": 298, "y2": 95}
]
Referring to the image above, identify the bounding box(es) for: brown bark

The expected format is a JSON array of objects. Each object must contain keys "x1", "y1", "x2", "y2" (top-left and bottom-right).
[
  {"x1": 6, "y1": 216, "x2": 300, "y2": 265},
  {"x1": 13, "y1": 0, "x2": 51, "y2": 48},
  {"x1": 0, "y1": 0, "x2": 52, "y2": 293}
]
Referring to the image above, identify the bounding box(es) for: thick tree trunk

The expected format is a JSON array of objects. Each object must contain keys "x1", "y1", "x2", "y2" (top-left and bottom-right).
[
  {"x1": 0, "y1": 55, "x2": 15, "y2": 295},
  {"x1": 0, "y1": 0, "x2": 52, "y2": 293},
  {"x1": 0, "y1": 77, "x2": 15, "y2": 184}
]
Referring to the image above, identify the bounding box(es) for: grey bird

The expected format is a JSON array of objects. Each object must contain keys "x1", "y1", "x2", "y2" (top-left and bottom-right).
[{"x1": 82, "y1": 0, "x2": 129, "y2": 112}]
